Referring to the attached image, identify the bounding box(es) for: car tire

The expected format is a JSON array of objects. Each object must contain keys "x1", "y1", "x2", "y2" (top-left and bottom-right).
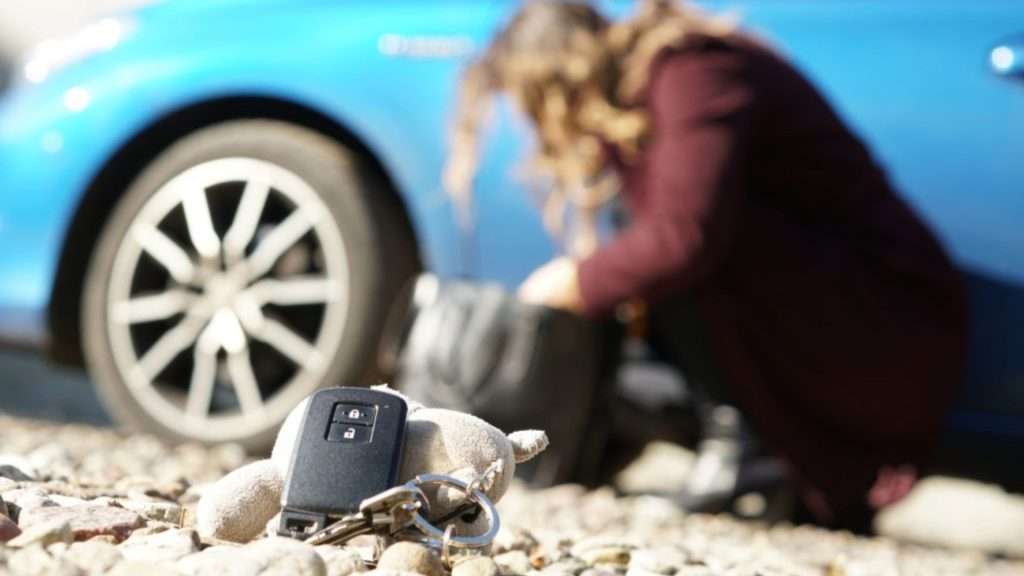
[{"x1": 82, "y1": 120, "x2": 419, "y2": 450}]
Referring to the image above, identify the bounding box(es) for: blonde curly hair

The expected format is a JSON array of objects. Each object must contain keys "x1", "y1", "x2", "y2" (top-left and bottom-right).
[{"x1": 445, "y1": 0, "x2": 732, "y2": 256}]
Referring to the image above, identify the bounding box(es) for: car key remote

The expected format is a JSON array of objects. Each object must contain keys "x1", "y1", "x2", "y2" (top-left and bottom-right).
[{"x1": 279, "y1": 386, "x2": 408, "y2": 538}]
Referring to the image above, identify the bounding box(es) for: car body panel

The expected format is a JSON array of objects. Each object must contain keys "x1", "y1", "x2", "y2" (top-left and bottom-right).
[{"x1": 1, "y1": 0, "x2": 1023, "y2": 447}]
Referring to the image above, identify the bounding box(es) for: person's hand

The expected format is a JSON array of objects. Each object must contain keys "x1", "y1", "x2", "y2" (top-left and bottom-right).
[{"x1": 518, "y1": 257, "x2": 584, "y2": 313}]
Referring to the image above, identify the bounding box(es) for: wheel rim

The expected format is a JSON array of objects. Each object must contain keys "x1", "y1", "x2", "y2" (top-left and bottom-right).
[{"x1": 106, "y1": 157, "x2": 350, "y2": 442}]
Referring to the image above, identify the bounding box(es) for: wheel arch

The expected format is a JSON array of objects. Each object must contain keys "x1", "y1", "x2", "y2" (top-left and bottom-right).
[{"x1": 48, "y1": 95, "x2": 422, "y2": 366}]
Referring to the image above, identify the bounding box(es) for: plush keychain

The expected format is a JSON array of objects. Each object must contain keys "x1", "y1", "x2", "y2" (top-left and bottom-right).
[{"x1": 196, "y1": 385, "x2": 549, "y2": 543}]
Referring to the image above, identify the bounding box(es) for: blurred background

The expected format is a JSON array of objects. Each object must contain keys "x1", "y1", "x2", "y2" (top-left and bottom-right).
[
  {"x1": 0, "y1": 1, "x2": 152, "y2": 53},
  {"x1": 2, "y1": 0, "x2": 1024, "y2": 558}
]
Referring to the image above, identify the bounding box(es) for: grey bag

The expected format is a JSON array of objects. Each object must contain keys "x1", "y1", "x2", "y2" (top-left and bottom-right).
[{"x1": 380, "y1": 274, "x2": 620, "y2": 486}]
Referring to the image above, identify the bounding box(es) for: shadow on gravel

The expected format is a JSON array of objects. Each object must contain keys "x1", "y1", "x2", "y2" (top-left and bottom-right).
[{"x1": 0, "y1": 349, "x2": 112, "y2": 426}]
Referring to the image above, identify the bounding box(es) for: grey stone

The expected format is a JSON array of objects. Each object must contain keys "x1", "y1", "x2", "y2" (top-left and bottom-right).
[
  {"x1": 247, "y1": 537, "x2": 327, "y2": 576},
  {"x1": 494, "y1": 527, "x2": 539, "y2": 554},
  {"x1": 19, "y1": 505, "x2": 145, "y2": 542},
  {"x1": 495, "y1": 550, "x2": 533, "y2": 575},
  {"x1": 538, "y1": 569, "x2": 577, "y2": 576},
  {"x1": 27, "y1": 444, "x2": 74, "y2": 477},
  {"x1": 119, "y1": 528, "x2": 200, "y2": 563},
  {"x1": 0, "y1": 476, "x2": 20, "y2": 490},
  {"x1": 195, "y1": 459, "x2": 283, "y2": 543},
  {"x1": 579, "y1": 569, "x2": 620, "y2": 576},
  {"x1": 671, "y1": 568, "x2": 717, "y2": 576},
  {"x1": 108, "y1": 560, "x2": 180, "y2": 576},
  {"x1": 47, "y1": 495, "x2": 89, "y2": 508},
  {"x1": 624, "y1": 569, "x2": 668, "y2": 576},
  {"x1": 542, "y1": 558, "x2": 589, "y2": 576},
  {"x1": 7, "y1": 520, "x2": 73, "y2": 548},
  {"x1": 377, "y1": 541, "x2": 445, "y2": 576},
  {"x1": 63, "y1": 539, "x2": 124, "y2": 574},
  {"x1": 87, "y1": 497, "x2": 119, "y2": 508},
  {"x1": 178, "y1": 537, "x2": 325, "y2": 576},
  {"x1": 127, "y1": 523, "x2": 173, "y2": 538},
  {"x1": 628, "y1": 548, "x2": 688, "y2": 574},
  {"x1": 577, "y1": 546, "x2": 632, "y2": 567},
  {"x1": 177, "y1": 545, "x2": 264, "y2": 576},
  {"x1": 2, "y1": 488, "x2": 56, "y2": 514},
  {"x1": 571, "y1": 538, "x2": 635, "y2": 567},
  {"x1": 454, "y1": 556, "x2": 501, "y2": 576},
  {"x1": 314, "y1": 546, "x2": 364, "y2": 576},
  {"x1": 117, "y1": 499, "x2": 183, "y2": 524},
  {"x1": 7, "y1": 544, "x2": 82, "y2": 576},
  {"x1": 0, "y1": 463, "x2": 34, "y2": 482}
]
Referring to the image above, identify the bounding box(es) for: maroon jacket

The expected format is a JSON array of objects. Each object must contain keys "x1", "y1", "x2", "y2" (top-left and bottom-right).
[{"x1": 577, "y1": 35, "x2": 966, "y2": 521}]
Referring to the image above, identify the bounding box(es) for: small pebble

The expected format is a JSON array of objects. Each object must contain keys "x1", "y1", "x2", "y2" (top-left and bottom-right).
[
  {"x1": 454, "y1": 556, "x2": 501, "y2": 576},
  {"x1": 19, "y1": 504, "x2": 145, "y2": 542},
  {"x1": 494, "y1": 527, "x2": 539, "y2": 554},
  {"x1": 314, "y1": 545, "x2": 364, "y2": 576},
  {"x1": 0, "y1": 477, "x2": 19, "y2": 492},
  {"x1": 119, "y1": 499, "x2": 183, "y2": 524},
  {"x1": 0, "y1": 463, "x2": 35, "y2": 482},
  {"x1": 0, "y1": 514, "x2": 21, "y2": 542},
  {"x1": 577, "y1": 546, "x2": 632, "y2": 567},
  {"x1": 580, "y1": 569, "x2": 619, "y2": 576},
  {"x1": 629, "y1": 548, "x2": 688, "y2": 574},
  {"x1": 63, "y1": 539, "x2": 125, "y2": 573},
  {"x1": 120, "y1": 528, "x2": 200, "y2": 563},
  {"x1": 495, "y1": 550, "x2": 533, "y2": 575},
  {"x1": 8, "y1": 544, "x2": 80, "y2": 576},
  {"x1": 378, "y1": 541, "x2": 445, "y2": 576},
  {"x1": 0, "y1": 411, "x2": 1018, "y2": 576},
  {"x1": 8, "y1": 519, "x2": 73, "y2": 548},
  {"x1": 542, "y1": 557, "x2": 589, "y2": 576}
]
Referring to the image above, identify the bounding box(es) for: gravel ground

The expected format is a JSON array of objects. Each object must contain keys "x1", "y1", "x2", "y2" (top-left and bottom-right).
[{"x1": 0, "y1": 414, "x2": 1022, "y2": 575}]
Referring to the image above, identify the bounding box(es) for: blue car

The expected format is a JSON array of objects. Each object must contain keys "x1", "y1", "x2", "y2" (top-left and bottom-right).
[{"x1": 1, "y1": 0, "x2": 1023, "y2": 463}]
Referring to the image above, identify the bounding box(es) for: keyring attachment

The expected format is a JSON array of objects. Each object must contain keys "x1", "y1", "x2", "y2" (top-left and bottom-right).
[
  {"x1": 305, "y1": 484, "x2": 429, "y2": 546},
  {"x1": 404, "y1": 473, "x2": 501, "y2": 550}
]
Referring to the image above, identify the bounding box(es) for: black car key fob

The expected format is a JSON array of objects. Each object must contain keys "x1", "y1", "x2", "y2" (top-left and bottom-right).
[{"x1": 279, "y1": 387, "x2": 408, "y2": 538}]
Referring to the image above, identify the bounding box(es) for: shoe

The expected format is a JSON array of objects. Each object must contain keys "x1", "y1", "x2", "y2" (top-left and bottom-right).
[{"x1": 676, "y1": 404, "x2": 744, "y2": 513}]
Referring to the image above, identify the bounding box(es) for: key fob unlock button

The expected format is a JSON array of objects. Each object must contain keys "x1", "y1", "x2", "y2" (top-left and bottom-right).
[
  {"x1": 332, "y1": 403, "x2": 376, "y2": 426},
  {"x1": 327, "y1": 422, "x2": 371, "y2": 443}
]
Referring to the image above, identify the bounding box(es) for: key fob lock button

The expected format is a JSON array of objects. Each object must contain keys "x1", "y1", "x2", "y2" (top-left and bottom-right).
[
  {"x1": 332, "y1": 403, "x2": 376, "y2": 426},
  {"x1": 327, "y1": 422, "x2": 372, "y2": 443}
]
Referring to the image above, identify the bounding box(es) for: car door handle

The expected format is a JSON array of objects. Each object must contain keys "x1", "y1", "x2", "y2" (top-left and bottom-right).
[{"x1": 990, "y1": 36, "x2": 1024, "y2": 78}]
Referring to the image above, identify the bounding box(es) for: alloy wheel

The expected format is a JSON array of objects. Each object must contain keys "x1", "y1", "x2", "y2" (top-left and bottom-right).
[{"x1": 105, "y1": 157, "x2": 349, "y2": 442}]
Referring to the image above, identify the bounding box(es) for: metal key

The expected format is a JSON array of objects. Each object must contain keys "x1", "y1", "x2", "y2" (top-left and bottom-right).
[{"x1": 307, "y1": 484, "x2": 428, "y2": 546}]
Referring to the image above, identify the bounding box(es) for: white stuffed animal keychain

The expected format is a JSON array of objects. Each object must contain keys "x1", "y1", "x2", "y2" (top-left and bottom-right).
[{"x1": 196, "y1": 385, "x2": 549, "y2": 544}]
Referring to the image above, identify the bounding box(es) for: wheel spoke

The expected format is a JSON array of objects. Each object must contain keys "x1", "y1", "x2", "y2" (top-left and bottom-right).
[
  {"x1": 209, "y1": 308, "x2": 247, "y2": 354},
  {"x1": 252, "y1": 317, "x2": 323, "y2": 369},
  {"x1": 112, "y1": 290, "x2": 196, "y2": 325},
  {"x1": 227, "y1": 348, "x2": 266, "y2": 420},
  {"x1": 245, "y1": 211, "x2": 313, "y2": 280},
  {"x1": 133, "y1": 314, "x2": 206, "y2": 383},
  {"x1": 132, "y1": 224, "x2": 195, "y2": 284},
  {"x1": 223, "y1": 179, "x2": 270, "y2": 263},
  {"x1": 248, "y1": 276, "x2": 339, "y2": 306},
  {"x1": 185, "y1": 325, "x2": 220, "y2": 420},
  {"x1": 181, "y1": 187, "x2": 221, "y2": 260}
]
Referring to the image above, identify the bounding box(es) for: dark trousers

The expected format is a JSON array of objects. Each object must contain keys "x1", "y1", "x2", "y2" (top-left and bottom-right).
[{"x1": 645, "y1": 295, "x2": 878, "y2": 535}]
